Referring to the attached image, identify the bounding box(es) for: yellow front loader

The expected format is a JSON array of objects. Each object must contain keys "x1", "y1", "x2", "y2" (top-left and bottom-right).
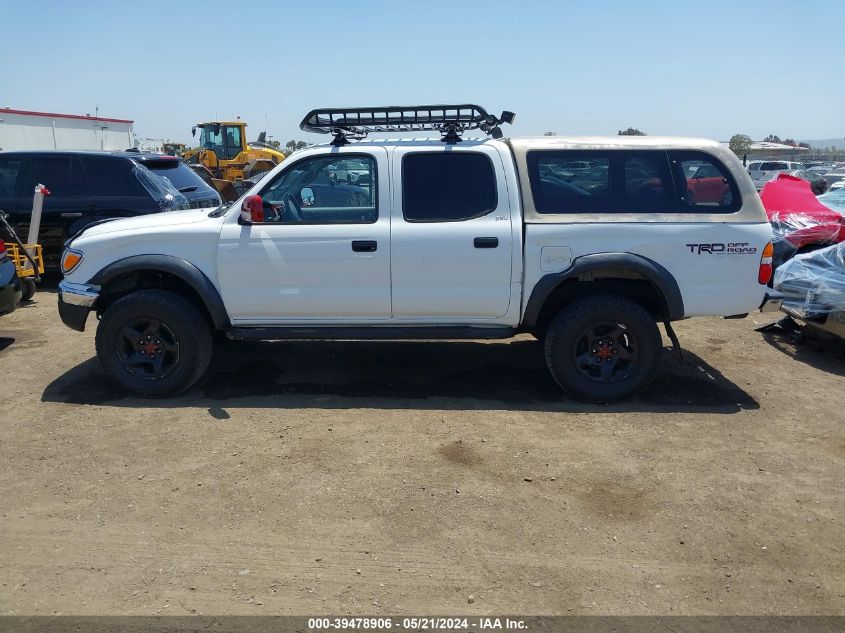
[{"x1": 183, "y1": 120, "x2": 285, "y2": 185}]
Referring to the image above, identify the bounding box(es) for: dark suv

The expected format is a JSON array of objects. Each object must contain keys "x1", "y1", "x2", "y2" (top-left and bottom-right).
[{"x1": 0, "y1": 151, "x2": 219, "y2": 269}]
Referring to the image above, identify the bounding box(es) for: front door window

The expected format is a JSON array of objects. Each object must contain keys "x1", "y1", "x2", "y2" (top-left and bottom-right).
[{"x1": 259, "y1": 155, "x2": 377, "y2": 224}]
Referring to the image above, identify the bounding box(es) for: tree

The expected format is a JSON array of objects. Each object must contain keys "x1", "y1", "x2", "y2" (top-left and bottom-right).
[
  {"x1": 763, "y1": 134, "x2": 782, "y2": 144},
  {"x1": 284, "y1": 140, "x2": 308, "y2": 154},
  {"x1": 618, "y1": 128, "x2": 646, "y2": 136},
  {"x1": 728, "y1": 133, "x2": 753, "y2": 156}
]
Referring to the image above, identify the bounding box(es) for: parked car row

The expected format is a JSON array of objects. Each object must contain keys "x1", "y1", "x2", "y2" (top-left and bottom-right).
[
  {"x1": 747, "y1": 160, "x2": 845, "y2": 193},
  {"x1": 746, "y1": 160, "x2": 831, "y2": 194},
  {"x1": 825, "y1": 167, "x2": 845, "y2": 190},
  {"x1": 0, "y1": 151, "x2": 221, "y2": 270}
]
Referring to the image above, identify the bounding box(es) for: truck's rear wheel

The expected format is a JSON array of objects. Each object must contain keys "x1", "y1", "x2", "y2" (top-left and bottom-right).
[
  {"x1": 95, "y1": 289, "x2": 212, "y2": 398},
  {"x1": 544, "y1": 295, "x2": 662, "y2": 402}
]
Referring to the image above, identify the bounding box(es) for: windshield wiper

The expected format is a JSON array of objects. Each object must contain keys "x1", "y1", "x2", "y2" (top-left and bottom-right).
[
  {"x1": 178, "y1": 186, "x2": 198, "y2": 193},
  {"x1": 208, "y1": 201, "x2": 233, "y2": 217}
]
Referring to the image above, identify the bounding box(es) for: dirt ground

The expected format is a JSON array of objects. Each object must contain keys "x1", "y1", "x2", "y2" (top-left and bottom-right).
[{"x1": 0, "y1": 290, "x2": 842, "y2": 616}]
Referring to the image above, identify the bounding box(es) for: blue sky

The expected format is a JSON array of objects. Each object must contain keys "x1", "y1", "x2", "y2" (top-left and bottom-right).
[{"x1": 1, "y1": 0, "x2": 842, "y2": 146}]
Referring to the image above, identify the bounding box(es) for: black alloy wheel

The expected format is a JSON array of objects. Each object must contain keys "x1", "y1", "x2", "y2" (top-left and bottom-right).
[
  {"x1": 117, "y1": 318, "x2": 180, "y2": 380},
  {"x1": 573, "y1": 321, "x2": 638, "y2": 384}
]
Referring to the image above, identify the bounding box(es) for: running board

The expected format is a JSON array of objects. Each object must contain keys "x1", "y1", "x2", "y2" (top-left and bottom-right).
[{"x1": 226, "y1": 325, "x2": 518, "y2": 341}]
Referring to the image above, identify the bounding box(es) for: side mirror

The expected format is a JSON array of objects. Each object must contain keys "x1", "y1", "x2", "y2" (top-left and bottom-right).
[
  {"x1": 241, "y1": 195, "x2": 264, "y2": 223},
  {"x1": 301, "y1": 187, "x2": 315, "y2": 207}
]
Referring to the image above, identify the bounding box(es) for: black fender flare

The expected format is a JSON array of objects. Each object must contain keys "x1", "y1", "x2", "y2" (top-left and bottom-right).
[
  {"x1": 522, "y1": 252, "x2": 685, "y2": 329},
  {"x1": 88, "y1": 255, "x2": 230, "y2": 330}
]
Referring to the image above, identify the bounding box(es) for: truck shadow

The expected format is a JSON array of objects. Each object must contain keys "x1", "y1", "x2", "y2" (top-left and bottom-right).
[{"x1": 42, "y1": 339, "x2": 758, "y2": 413}]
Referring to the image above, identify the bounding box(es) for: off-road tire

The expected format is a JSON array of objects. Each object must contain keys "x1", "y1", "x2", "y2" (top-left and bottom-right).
[
  {"x1": 544, "y1": 294, "x2": 662, "y2": 402},
  {"x1": 95, "y1": 290, "x2": 213, "y2": 398}
]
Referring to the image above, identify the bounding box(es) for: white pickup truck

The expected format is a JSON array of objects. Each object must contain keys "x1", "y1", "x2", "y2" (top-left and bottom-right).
[{"x1": 57, "y1": 104, "x2": 782, "y2": 401}]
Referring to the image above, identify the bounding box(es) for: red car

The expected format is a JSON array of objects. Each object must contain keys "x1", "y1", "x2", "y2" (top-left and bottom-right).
[
  {"x1": 687, "y1": 162, "x2": 731, "y2": 205},
  {"x1": 760, "y1": 174, "x2": 845, "y2": 266}
]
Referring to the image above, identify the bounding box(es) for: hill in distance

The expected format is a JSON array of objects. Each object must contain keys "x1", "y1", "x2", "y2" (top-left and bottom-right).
[{"x1": 801, "y1": 138, "x2": 845, "y2": 150}]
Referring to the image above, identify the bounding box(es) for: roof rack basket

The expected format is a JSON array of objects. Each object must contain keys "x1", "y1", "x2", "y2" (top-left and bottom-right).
[{"x1": 299, "y1": 104, "x2": 515, "y2": 146}]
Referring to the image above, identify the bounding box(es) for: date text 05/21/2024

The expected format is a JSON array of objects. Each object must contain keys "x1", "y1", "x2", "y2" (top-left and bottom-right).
[{"x1": 307, "y1": 617, "x2": 528, "y2": 630}]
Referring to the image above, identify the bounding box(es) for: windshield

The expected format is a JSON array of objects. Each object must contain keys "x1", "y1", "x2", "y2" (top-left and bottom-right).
[{"x1": 199, "y1": 125, "x2": 242, "y2": 160}]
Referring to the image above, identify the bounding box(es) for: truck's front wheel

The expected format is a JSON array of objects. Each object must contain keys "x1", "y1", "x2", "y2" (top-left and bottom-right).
[
  {"x1": 95, "y1": 289, "x2": 213, "y2": 398},
  {"x1": 544, "y1": 295, "x2": 662, "y2": 402}
]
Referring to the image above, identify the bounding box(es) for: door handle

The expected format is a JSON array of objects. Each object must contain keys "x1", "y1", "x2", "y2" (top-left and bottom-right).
[
  {"x1": 474, "y1": 237, "x2": 499, "y2": 248},
  {"x1": 352, "y1": 240, "x2": 377, "y2": 252},
  {"x1": 61, "y1": 212, "x2": 84, "y2": 218}
]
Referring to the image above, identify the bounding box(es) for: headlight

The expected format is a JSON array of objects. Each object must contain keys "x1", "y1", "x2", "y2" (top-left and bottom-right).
[{"x1": 61, "y1": 248, "x2": 84, "y2": 275}]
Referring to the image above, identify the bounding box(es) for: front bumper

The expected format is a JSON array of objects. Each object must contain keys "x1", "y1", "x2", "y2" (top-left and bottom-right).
[
  {"x1": 58, "y1": 280, "x2": 99, "y2": 332},
  {"x1": 759, "y1": 290, "x2": 784, "y2": 313}
]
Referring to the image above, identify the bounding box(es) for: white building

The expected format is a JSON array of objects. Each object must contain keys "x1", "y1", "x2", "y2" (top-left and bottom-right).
[
  {"x1": 137, "y1": 138, "x2": 165, "y2": 153},
  {"x1": 0, "y1": 108, "x2": 135, "y2": 151},
  {"x1": 719, "y1": 140, "x2": 810, "y2": 160}
]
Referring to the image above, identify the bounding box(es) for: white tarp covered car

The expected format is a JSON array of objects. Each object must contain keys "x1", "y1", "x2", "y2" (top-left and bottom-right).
[{"x1": 774, "y1": 242, "x2": 845, "y2": 340}]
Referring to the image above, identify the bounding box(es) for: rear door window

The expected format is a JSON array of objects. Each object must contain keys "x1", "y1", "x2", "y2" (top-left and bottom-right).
[
  {"x1": 24, "y1": 156, "x2": 90, "y2": 197},
  {"x1": 527, "y1": 150, "x2": 676, "y2": 213},
  {"x1": 82, "y1": 157, "x2": 148, "y2": 197},
  {"x1": 0, "y1": 156, "x2": 24, "y2": 198},
  {"x1": 669, "y1": 151, "x2": 741, "y2": 212},
  {"x1": 402, "y1": 153, "x2": 496, "y2": 222}
]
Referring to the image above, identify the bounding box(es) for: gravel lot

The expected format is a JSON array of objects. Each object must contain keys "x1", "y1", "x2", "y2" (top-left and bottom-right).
[{"x1": 0, "y1": 291, "x2": 842, "y2": 615}]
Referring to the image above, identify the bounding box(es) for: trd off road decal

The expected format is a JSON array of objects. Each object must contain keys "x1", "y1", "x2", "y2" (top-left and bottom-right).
[{"x1": 685, "y1": 242, "x2": 758, "y2": 255}]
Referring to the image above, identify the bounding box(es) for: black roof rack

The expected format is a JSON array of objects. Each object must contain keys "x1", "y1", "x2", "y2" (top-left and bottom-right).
[{"x1": 299, "y1": 104, "x2": 515, "y2": 146}]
